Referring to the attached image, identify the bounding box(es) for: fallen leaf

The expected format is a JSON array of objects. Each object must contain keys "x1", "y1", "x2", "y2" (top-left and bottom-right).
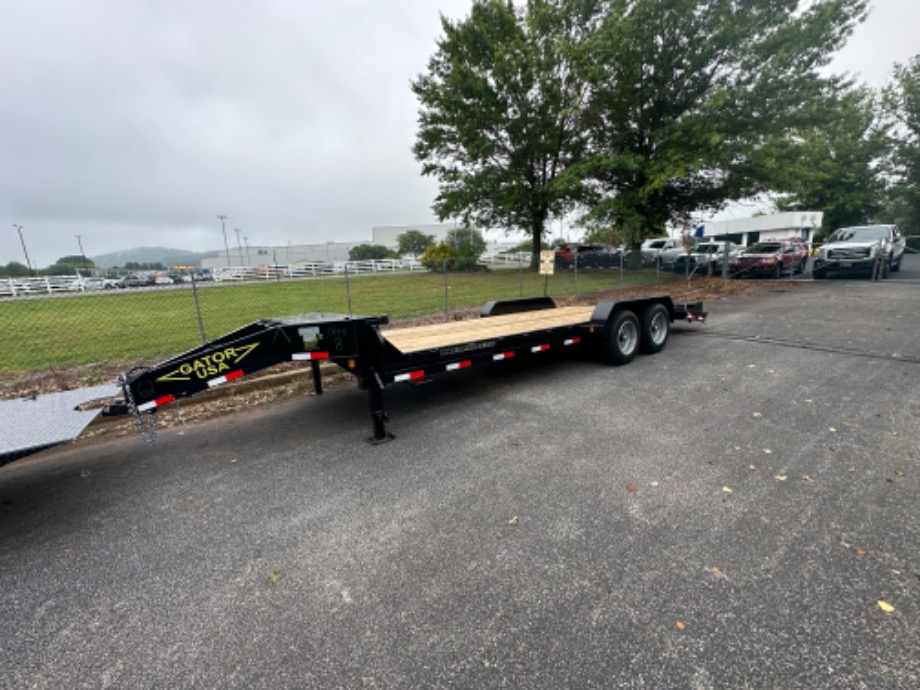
[
  {"x1": 877, "y1": 600, "x2": 895, "y2": 613},
  {"x1": 722, "y1": 486, "x2": 733, "y2": 494},
  {"x1": 626, "y1": 484, "x2": 639, "y2": 493},
  {"x1": 802, "y1": 475, "x2": 814, "y2": 482},
  {"x1": 675, "y1": 620, "x2": 686, "y2": 631},
  {"x1": 829, "y1": 426, "x2": 837, "y2": 433},
  {"x1": 752, "y1": 412, "x2": 762, "y2": 418},
  {"x1": 267, "y1": 570, "x2": 284, "y2": 585},
  {"x1": 507, "y1": 516, "x2": 519, "y2": 526},
  {"x1": 748, "y1": 465, "x2": 757, "y2": 471},
  {"x1": 854, "y1": 547, "x2": 867, "y2": 556},
  {"x1": 895, "y1": 470, "x2": 905, "y2": 477},
  {"x1": 708, "y1": 566, "x2": 723, "y2": 577},
  {"x1": 774, "y1": 474, "x2": 788, "y2": 482},
  {"x1": 767, "y1": 368, "x2": 775, "y2": 374}
]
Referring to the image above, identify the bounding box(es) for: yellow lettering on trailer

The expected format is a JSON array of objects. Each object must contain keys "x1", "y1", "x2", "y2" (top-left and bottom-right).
[{"x1": 157, "y1": 343, "x2": 260, "y2": 382}]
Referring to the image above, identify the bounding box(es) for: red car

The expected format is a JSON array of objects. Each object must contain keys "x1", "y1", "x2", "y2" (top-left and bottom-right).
[{"x1": 730, "y1": 238, "x2": 808, "y2": 278}]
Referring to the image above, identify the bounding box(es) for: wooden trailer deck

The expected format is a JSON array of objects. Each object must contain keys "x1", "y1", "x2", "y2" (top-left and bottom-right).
[{"x1": 382, "y1": 306, "x2": 595, "y2": 354}]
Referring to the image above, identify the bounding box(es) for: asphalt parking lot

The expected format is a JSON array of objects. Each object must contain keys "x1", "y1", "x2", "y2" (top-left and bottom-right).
[{"x1": 2, "y1": 262, "x2": 919, "y2": 688}]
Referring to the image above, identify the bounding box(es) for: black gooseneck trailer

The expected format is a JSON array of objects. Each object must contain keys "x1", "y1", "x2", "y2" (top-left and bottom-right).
[{"x1": 117, "y1": 295, "x2": 706, "y2": 442}]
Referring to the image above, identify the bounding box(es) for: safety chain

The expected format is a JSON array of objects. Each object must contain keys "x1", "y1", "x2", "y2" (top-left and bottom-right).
[{"x1": 119, "y1": 369, "x2": 158, "y2": 444}]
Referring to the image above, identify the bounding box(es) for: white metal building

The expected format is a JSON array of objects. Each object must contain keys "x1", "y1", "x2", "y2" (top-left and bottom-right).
[{"x1": 693, "y1": 211, "x2": 824, "y2": 247}]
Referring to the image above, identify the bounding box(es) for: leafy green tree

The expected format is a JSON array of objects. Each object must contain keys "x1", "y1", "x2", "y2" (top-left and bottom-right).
[
  {"x1": 771, "y1": 86, "x2": 890, "y2": 236},
  {"x1": 419, "y1": 240, "x2": 486, "y2": 272},
  {"x1": 348, "y1": 244, "x2": 399, "y2": 261},
  {"x1": 46, "y1": 255, "x2": 96, "y2": 275},
  {"x1": 413, "y1": 0, "x2": 596, "y2": 268},
  {"x1": 414, "y1": 0, "x2": 868, "y2": 260},
  {"x1": 419, "y1": 241, "x2": 458, "y2": 271},
  {"x1": 0, "y1": 261, "x2": 32, "y2": 277},
  {"x1": 883, "y1": 56, "x2": 920, "y2": 235},
  {"x1": 445, "y1": 227, "x2": 487, "y2": 256},
  {"x1": 397, "y1": 230, "x2": 435, "y2": 257},
  {"x1": 583, "y1": 226, "x2": 622, "y2": 248},
  {"x1": 579, "y1": 0, "x2": 870, "y2": 246}
]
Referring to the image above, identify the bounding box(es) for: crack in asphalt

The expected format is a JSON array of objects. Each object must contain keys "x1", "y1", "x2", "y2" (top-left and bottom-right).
[{"x1": 686, "y1": 329, "x2": 920, "y2": 364}]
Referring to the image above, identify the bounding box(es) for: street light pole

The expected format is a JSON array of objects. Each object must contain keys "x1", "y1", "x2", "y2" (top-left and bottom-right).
[
  {"x1": 244, "y1": 236, "x2": 251, "y2": 266},
  {"x1": 217, "y1": 215, "x2": 230, "y2": 266},
  {"x1": 13, "y1": 224, "x2": 34, "y2": 275}
]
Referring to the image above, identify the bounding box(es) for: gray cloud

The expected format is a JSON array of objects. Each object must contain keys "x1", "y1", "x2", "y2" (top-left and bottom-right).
[{"x1": 1, "y1": 0, "x2": 915, "y2": 266}]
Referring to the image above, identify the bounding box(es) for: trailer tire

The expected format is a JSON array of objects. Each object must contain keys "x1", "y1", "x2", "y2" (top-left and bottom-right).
[
  {"x1": 639, "y1": 303, "x2": 670, "y2": 354},
  {"x1": 607, "y1": 310, "x2": 640, "y2": 365}
]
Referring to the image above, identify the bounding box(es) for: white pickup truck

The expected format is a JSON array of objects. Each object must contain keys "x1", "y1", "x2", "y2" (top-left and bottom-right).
[{"x1": 813, "y1": 225, "x2": 906, "y2": 279}]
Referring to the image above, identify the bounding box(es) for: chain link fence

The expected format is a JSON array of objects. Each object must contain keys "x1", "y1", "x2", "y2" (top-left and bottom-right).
[{"x1": 2, "y1": 247, "x2": 799, "y2": 395}]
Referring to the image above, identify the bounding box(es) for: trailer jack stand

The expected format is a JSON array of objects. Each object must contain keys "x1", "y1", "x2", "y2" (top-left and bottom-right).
[{"x1": 368, "y1": 376, "x2": 395, "y2": 444}]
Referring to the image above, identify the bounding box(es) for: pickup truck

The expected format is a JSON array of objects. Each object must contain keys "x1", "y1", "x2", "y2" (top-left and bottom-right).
[
  {"x1": 672, "y1": 241, "x2": 741, "y2": 275},
  {"x1": 813, "y1": 225, "x2": 905, "y2": 279},
  {"x1": 641, "y1": 237, "x2": 684, "y2": 266}
]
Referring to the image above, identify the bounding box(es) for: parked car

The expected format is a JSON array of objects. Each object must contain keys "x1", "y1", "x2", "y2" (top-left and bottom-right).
[
  {"x1": 640, "y1": 237, "x2": 684, "y2": 266},
  {"x1": 118, "y1": 274, "x2": 154, "y2": 288},
  {"x1": 554, "y1": 243, "x2": 623, "y2": 268},
  {"x1": 81, "y1": 277, "x2": 118, "y2": 290},
  {"x1": 730, "y1": 238, "x2": 808, "y2": 278},
  {"x1": 672, "y1": 241, "x2": 741, "y2": 274},
  {"x1": 660, "y1": 239, "x2": 696, "y2": 270},
  {"x1": 813, "y1": 225, "x2": 905, "y2": 279}
]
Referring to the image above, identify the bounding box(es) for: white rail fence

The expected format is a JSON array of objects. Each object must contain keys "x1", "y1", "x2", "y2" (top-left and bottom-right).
[{"x1": 1, "y1": 254, "x2": 535, "y2": 296}]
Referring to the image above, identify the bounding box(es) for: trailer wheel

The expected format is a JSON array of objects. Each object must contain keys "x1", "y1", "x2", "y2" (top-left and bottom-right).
[
  {"x1": 640, "y1": 303, "x2": 670, "y2": 354},
  {"x1": 608, "y1": 310, "x2": 640, "y2": 365}
]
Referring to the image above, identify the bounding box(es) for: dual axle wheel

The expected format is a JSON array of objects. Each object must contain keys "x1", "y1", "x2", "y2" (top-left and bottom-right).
[{"x1": 607, "y1": 303, "x2": 670, "y2": 365}]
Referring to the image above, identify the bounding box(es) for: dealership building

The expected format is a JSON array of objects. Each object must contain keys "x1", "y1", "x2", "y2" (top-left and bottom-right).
[{"x1": 693, "y1": 211, "x2": 824, "y2": 247}]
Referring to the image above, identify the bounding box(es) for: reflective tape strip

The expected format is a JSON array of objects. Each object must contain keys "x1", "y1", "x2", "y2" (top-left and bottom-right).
[
  {"x1": 137, "y1": 394, "x2": 175, "y2": 412},
  {"x1": 531, "y1": 344, "x2": 550, "y2": 353},
  {"x1": 493, "y1": 352, "x2": 515, "y2": 361},
  {"x1": 207, "y1": 369, "x2": 244, "y2": 388},
  {"x1": 446, "y1": 360, "x2": 472, "y2": 371},
  {"x1": 292, "y1": 351, "x2": 330, "y2": 361},
  {"x1": 564, "y1": 338, "x2": 581, "y2": 346},
  {"x1": 394, "y1": 370, "x2": 425, "y2": 382}
]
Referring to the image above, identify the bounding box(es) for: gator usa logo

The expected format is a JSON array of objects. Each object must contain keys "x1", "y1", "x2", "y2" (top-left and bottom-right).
[{"x1": 157, "y1": 343, "x2": 259, "y2": 382}]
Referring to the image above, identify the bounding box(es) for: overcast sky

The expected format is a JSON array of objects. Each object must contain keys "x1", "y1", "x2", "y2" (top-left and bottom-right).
[{"x1": 1, "y1": 1, "x2": 917, "y2": 268}]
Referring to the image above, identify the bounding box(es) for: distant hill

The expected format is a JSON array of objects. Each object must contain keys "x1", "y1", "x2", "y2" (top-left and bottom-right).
[{"x1": 91, "y1": 247, "x2": 218, "y2": 269}]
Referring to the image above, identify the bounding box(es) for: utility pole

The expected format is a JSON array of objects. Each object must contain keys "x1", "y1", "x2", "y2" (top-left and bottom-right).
[
  {"x1": 244, "y1": 236, "x2": 251, "y2": 266},
  {"x1": 76, "y1": 234, "x2": 89, "y2": 273},
  {"x1": 217, "y1": 215, "x2": 230, "y2": 266},
  {"x1": 13, "y1": 224, "x2": 34, "y2": 275},
  {"x1": 234, "y1": 228, "x2": 243, "y2": 266}
]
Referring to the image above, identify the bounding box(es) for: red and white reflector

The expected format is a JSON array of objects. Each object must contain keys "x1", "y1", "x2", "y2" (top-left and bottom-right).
[
  {"x1": 207, "y1": 369, "x2": 244, "y2": 388},
  {"x1": 292, "y1": 351, "x2": 330, "y2": 361},
  {"x1": 446, "y1": 360, "x2": 472, "y2": 371},
  {"x1": 137, "y1": 394, "x2": 175, "y2": 412},
  {"x1": 394, "y1": 370, "x2": 425, "y2": 383},
  {"x1": 564, "y1": 337, "x2": 581, "y2": 346},
  {"x1": 531, "y1": 344, "x2": 550, "y2": 353},
  {"x1": 493, "y1": 351, "x2": 515, "y2": 361}
]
